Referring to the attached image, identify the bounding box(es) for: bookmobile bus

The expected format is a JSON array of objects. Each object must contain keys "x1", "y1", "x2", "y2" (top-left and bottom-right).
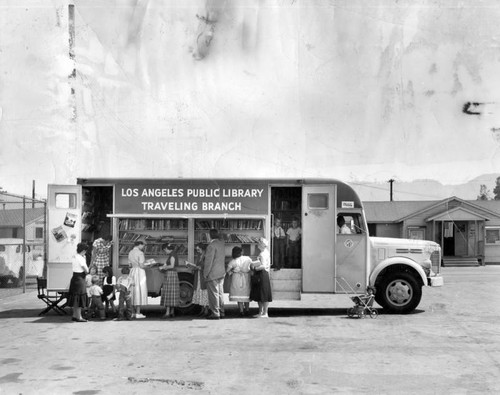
[{"x1": 47, "y1": 178, "x2": 443, "y2": 314}]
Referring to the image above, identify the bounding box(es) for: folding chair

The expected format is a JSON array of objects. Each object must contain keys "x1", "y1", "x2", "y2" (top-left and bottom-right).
[{"x1": 37, "y1": 277, "x2": 69, "y2": 316}]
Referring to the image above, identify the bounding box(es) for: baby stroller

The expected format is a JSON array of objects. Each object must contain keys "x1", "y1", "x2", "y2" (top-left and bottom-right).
[{"x1": 347, "y1": 286, "x2": 378, "y2": 319}]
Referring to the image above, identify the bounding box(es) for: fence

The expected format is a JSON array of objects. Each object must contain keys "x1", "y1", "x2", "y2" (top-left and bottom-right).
[{"x1": 0, "y1": 192, "x2": 47, "y2": 295}]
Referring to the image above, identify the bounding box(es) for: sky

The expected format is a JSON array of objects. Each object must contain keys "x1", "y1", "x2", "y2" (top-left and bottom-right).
[{"x1": 1, "y1": 0, "x2": 500, "y2": 200}]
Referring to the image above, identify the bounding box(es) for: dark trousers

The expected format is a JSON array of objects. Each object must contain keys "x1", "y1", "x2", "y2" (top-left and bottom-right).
[
  {"x1": 118, "y1": 293, "x2": 133, "y2": 319},
  {"x1": 273, "y1": 238, "x2": 286, "y2": 269},
  {"x1": 90, "y1": 295, "x2": 105, "y2": 319},
  {"x1": 288, "y1": 242, "x2": 301, "y2": 268}
]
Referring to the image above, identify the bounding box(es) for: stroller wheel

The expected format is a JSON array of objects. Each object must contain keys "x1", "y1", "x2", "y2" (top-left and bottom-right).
[
  {"x1": 370, "y1": 309, "x2": 378, "y2": 319},
  {"x1": 347, "y1": 308, "x2": 354, "y2": 318}
]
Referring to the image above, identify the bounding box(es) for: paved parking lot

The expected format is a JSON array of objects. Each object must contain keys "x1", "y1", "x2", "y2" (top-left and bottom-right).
[{"x1": 0, "y1": 266, "x2": 499, "y2": 394}]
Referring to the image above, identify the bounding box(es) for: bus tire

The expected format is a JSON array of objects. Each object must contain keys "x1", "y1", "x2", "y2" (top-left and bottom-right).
[
  {"x1": 378, "y1": 271, "x2": 422, "y2": 314},
  {"x1": 177, "y1": 272, "x2": 196, "y2": 315}
]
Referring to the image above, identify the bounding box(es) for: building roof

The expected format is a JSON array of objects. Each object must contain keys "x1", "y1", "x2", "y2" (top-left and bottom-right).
[
  {"x1": 363, "y1": 200, "x2": 438, "y2": 223},
  {"x1": 364, "y1": 198, "x2": 500, "y2": 223},
  {"x1": 0, "y1": 208, "x2": 45, "y2": 228}
]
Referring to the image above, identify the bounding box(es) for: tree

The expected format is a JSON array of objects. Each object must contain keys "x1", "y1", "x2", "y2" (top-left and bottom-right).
[
  {"x1": 477, "y1": 184, "x2": 491, "y2": 200},
  {"x1": 493, "y1": 176, "x2": 500, "y2": 200}
]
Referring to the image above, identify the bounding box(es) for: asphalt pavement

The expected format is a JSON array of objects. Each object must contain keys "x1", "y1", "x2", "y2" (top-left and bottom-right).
[{"x1": 1, "y1": 267, "x2": 499, "y2": 394}]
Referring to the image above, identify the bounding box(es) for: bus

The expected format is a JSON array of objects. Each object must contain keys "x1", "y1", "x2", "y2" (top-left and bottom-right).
[{"x1": 47, "y1": 178, "x2": 443, "y2": 314}]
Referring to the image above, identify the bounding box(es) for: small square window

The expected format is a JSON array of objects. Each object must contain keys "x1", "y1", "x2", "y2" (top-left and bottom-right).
[
  {"x1": 55, "y1": 193, "x2": 77, "y2": 209},
  {"x1": 486, "y1": 227, "x2": 500, "y2": 244},
  {"x1": 35, "y1": 227, "x2": 44, "y2": 239},
  {"x1": 308, "y1": 193, "x2": 328, "y2": 209}
]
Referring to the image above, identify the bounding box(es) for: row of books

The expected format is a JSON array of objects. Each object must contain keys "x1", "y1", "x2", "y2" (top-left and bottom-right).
[
  {"x1": 197, "y1": 232, "x2": 261, "y2": 244},
  {"x1": 195, "y1": 219, "x2": 263, "y2": 230},
  {"x1": 119, "y1": 219, "x2": 188, "y2": 230},
  {"x1": 271, "y1": 201, "x2": 301, "y2": 210},
  {"x1": 120, "y1": 232, "x2": 187, "y2": 244},
  {"x1": 119, "y1": 243, "x2": 188, "y2": 256}
]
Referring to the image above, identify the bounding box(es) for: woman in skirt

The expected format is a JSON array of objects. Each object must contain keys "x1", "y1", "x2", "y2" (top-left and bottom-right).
[
  {"x1": 250, "y1": 237, "x2": 273, "y2": 318},
  {"x1": 128, "y1": 241, "x2": 148, "y2": 319},
  {"x1": 160, "y1": 243, "x2": 180, "y2": 318},
  {"x1": 227, "y1": 246, "x2": 252, "y2": 317},
  {"x1": 68, "y1": 242, "x2": 89, "y2": 322}
]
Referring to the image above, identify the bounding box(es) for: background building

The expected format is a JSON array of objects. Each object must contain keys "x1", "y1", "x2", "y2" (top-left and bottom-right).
[{"x1": 364, "y1": 198, "x2": 500, "y2": 266}]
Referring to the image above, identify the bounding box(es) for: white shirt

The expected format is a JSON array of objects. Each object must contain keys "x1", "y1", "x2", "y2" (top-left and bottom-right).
[
  {"x1": 273, "y1": 226, "x2": 286, "y2": 238},
  {"x1": 339, "y1": 224, "x2": 352, "y2": 234},
  {"x1": 72, "y1": 254, "x2": 89, "y2": 273},
  {"x1": 287, "y1": 227, "x2": 301, "y2": 242}
]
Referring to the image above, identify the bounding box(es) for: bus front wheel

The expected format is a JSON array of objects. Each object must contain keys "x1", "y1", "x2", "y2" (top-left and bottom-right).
[{"x1": 378, "y1": 272, "x2": 422, "y2": 314}]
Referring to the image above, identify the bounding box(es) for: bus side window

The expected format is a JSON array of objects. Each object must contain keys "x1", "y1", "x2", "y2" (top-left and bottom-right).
[{"x1": 341, "y1": 214, "x2": 365, "y2": 234}]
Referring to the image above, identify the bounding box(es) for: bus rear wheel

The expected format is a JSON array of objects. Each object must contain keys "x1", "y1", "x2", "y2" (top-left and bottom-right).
[
  {"x1": 177, "y1": 272, "x2": 196, "y2": 315},
  {"x1": 378, "y1": 272, "x2": 421, "y2": 314}
]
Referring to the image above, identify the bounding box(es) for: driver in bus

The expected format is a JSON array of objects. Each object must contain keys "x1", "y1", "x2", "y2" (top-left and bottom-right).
[{"x1": 337, "y1": 215, "x2": 352, "y2": 234}]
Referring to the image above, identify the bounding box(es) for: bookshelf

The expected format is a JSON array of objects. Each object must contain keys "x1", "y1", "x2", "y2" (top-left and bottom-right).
[
  {"x1": 195, "y1": 218, "x2": 264, "y2": 259},
  {"x1": 118, "y1": 218, "x2": 188, "y2": 266},
  {"x1": 271, "y1": 187, "x2": 301, "y2": 232}
]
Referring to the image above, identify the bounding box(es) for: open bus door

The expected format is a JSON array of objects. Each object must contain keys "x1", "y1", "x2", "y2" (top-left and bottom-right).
[
  {"x1": 302, "y1": 184, "x2": 336, "y2": 292},
  {"x1": 47, "y1": 185, "x2": 82, "y2": 289}
]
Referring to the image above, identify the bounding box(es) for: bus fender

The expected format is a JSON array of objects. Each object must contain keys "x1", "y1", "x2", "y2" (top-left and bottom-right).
[{"x1": 369, "y1": 257, "x2": 427, "y2": 288}]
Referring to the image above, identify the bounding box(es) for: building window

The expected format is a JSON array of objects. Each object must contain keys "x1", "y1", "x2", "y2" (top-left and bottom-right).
[
  {"x1": 408, "y1": 227, "x2": 426, "y2": 240},
  {"x1": 35, "y1": 227, "x2": 44, "y2": 239},
  {"x1": 485, "y1": 227, "x2": 500, "y2": 244}
]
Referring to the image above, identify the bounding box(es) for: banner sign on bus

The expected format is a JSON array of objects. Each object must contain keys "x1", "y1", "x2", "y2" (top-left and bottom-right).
[{"x1": 114, "y1": 181, "x2": 268, "y2": 215}]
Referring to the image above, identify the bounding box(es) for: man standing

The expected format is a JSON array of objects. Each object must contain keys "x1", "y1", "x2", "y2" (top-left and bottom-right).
[{"x1": 204, "y1": 229, "x2": 226, "y2": 319}]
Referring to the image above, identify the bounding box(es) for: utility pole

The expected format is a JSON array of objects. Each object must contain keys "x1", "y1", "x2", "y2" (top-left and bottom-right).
[
  {"x1": 32, "y1": 180, "x2": 35, "y2": 208},
  {"x1": 388, "y1": 179, "x2": 395, "y2": 202}
]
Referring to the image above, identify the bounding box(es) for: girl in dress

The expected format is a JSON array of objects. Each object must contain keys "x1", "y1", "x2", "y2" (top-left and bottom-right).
[
  {"x1": 250, "y1": 237, "x2": 273, "y2": 318},
  {"x1": 191, "y1": 243, "x2": 210, "y2": 317},
  {"x1": 101, "y1": 265, "x2": 116, "y2": 317},
  {"x1": 227, "y1": 246, "x2": 252, "y2": 317},
  {"x1": 160, "y1": 243, "x2": 180, "y2": 318}
]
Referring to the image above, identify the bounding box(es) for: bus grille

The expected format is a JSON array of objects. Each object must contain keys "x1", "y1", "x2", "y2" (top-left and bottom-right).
[{"x1": 430, "y1": 251, "x2": 441, "y2": 274}]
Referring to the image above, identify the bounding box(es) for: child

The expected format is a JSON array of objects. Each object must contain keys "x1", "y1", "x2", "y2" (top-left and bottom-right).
[
  {"x1": 115, "y1": 267, "x2": 134, "y2": 320},
  {"x1": 86, "y1": 265, "x2": 97, "y2": 296},
  {"x1": 101, "y1": 266, "x2": 116, "y2": 317},
  {"x1": 88, "y1": 275, "x2": 106, "y2": 320},
  {"x1": 286, "y1": 218, "x2": 302, "y2": 268},
  {"x1": 85, "y1": 265, "x2": 97, "y2": 318}
]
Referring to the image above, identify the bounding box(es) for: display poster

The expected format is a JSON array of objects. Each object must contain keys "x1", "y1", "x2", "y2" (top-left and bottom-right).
[{"x1": 114, "y1": 180, "x2": 269, "y2": 215}]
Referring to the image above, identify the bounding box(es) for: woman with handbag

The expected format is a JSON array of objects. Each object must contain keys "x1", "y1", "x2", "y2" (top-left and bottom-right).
[{"x1": 249, "y1": 237, "x2": 273, "y2": 318}]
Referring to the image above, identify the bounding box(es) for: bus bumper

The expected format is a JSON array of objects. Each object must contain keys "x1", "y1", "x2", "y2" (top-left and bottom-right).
[{"x1": 428, "y1": 275, "x2": 444, "y2": 287}]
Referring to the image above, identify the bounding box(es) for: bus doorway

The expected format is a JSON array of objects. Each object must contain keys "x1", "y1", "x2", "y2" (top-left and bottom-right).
[{"x1": 270, "y1": 187, "x2": 302, "y2": 270}]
